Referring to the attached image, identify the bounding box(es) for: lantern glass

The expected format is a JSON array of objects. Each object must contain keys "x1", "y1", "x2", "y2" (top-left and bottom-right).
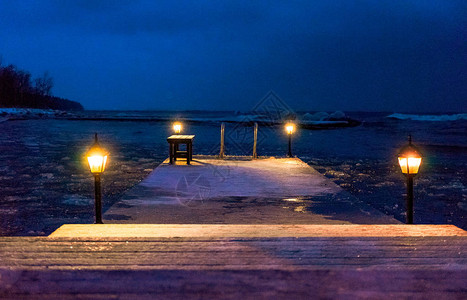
[
  {"x1": 397, "y1": 136, "x2": 422, "y2": 175},
  {"x1": 173, "y1": 122, "x2": 182, "y2": 134},
  {"x1": 398, "y1": 156, "x2": 421, "y2": 175},
  {"x1": 285, "y1": 123, "x2": 295, "y2": 135},
  {"x1": 86, "y1": 134, "x2": 108, "y2": 174},
  {"x1": 88, "y1": 154, "x2": 108, "y2": 174}
]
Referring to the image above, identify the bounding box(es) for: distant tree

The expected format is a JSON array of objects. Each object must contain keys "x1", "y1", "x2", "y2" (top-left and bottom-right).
[
  {"x1": 17, "y1": 70, "x2": 32, "y2": 105},
  {"x1": 34, "y1": 71, "x2": 53, "y2": 96},
  {"x1": 0, "y1": 57, "x2": 82, "y2": 110},
  {"x1": 0, "y1": 64, "x2": 18, "y2": 103},
  {"x1": 17, "y1": 70, "x2": 32, "y2": 91}
]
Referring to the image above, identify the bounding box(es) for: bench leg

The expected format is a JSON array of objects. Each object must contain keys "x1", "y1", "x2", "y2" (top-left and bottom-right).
[
  {"x1": 189, "y1": 142, "x2": 193, "y2": 161},
  {"x1": 187, "y1": 142, "x2": 191, "y2": 165},
  {"x1": 174, "y1": 143, "x2": 179, "y2": 161},
  {"x1": 169, "y1": 143, "x2": 174, "y2": 164}
]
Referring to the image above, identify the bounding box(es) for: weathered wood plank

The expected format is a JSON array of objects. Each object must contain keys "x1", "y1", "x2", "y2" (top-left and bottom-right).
[
  {"x1": 0, "y1": 248, "x2": 464, "y2": 258},
  {"x1": 48, "y1": 224, "x2": 467, "y2": 238},
  {"x1": 1, "y1": 238, "x2": 465, "y2": 268},
  {"x1": 2, "y1": 255, "x2": 466, "y2": 265},
  {"x1": 1, "y1": 269, "x2": 466, "y2": 299}
]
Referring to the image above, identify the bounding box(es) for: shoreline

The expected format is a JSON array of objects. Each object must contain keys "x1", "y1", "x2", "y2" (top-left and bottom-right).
[{"x1": 1, "y1": 108, "x2": 362, "y2": 129}]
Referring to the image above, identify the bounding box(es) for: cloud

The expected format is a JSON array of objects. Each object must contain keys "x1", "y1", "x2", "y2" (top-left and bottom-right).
[{"x1": 1, "y1": 0, "x2": 266, "y2": 36}]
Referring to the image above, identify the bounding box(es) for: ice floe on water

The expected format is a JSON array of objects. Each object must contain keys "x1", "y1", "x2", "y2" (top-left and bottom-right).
[
  {"x1": 62, "y1": 195, "x2": 93, "y2": 206},
  {"x1": 457, "y1": 201, "x2": 467, "y2": 212},
  {"x1": 302, "y1": 111, "x2": 346, "y2": 121},
  {"x1": 387, "y1": 113, "x2": 467, "y2": 121}
]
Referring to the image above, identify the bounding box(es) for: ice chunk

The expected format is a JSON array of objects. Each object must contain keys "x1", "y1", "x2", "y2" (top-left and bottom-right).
[
  {"x1": 387, "y1": 113, "x2": 467, "y2": 121},
  {"x1": 302, "y1": 112, "x2": 330, "y2": 121},
  {"x1": 63, "y1": 195, "x2": 93, "y2": 206},
  {"x1": 330, "y1": 111, "x2": 345, "y2": 119}
]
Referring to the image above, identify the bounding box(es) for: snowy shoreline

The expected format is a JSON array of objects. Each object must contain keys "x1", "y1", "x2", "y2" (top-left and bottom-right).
[
  {"x1": 2, "y1": 108, "x2": 467, "y2": 128},
  {"x1": 1, "y1": 108, "x2": 362, "y2": 129},
  {"x1": 0, "y1": 108, "x2": 74, "y2": 120}
]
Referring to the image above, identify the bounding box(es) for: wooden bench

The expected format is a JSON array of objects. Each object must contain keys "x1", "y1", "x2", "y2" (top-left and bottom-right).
[{"x1": 167, "y1": 135, "x2": 194, "y2": 164}]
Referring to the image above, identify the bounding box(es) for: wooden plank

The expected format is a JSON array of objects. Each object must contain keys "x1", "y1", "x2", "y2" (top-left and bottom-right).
[
  {"x1": 0, "y1": 269, "x2": 465, "y2": 297},
  {"x1": 167, "y1": 135, "x2": 194, "y2": 140},
  {"x1": 2, "y1": 236, "x2": 467, "y2": 248},
  {"x1": 1, "y1": 253, "x2": 465, "y2": 265},
  {"x1": 0, "y1": 244, "x2": 464, "y2": 254},
  {"x1": 48, "y1": 224, "x2": 467, "y2": 238},
  {"x1": 1, "y1": 236, "x2": 465, "y2": 271}
]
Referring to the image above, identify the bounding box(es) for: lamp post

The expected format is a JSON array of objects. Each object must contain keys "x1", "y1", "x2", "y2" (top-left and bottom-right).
[
  {"x1": 86, "y1": 133, "x2": 108, "y2": 224},
  {"x1": 173, "y1": 122, "x2": 182, "y2": 134},
  {"x1": 285, "y1": 122, "x2": 295, "y2": 157},
  {"x1": 397, "y1": 135, "x2": 422, "y2": 224},
  {"x1": 173, "y1": 122, "x2": 182, "y2": 155}
]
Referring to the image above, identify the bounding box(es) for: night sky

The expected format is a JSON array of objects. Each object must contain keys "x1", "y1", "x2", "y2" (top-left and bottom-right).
[{"x1": 1, "y1": 1, "x2": 466, "y2": 112}]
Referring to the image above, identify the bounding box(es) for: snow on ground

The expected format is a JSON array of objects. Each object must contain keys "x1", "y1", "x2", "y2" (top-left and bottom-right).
[
  {"x1": 140, "y1": 156, "x2": 342, "y2": 201},
  {"x1": 0, "y1": 108, "x2": 73, "y2": 120},
  {"x1": 104, "y1": 156, "x2": 399, "y2": 224},
  {"x1": 0, "y1": 108, "x2": 57, "y2": 115}
]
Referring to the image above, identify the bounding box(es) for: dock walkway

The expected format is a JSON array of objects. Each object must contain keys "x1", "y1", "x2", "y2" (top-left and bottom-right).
[{"x1": 104, "y1": 156, "x2": 399, "y2": 224}]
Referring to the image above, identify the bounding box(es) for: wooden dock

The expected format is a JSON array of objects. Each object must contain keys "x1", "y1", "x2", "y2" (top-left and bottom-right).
[
  {"x1": 1, "y1": 156, "x2": 466, "y2": 298},
  {"x1": 104, "y1": 156, "x2": 400, "y2": 224}
]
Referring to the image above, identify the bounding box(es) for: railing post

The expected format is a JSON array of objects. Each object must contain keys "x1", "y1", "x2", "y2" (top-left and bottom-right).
[
  {"x1": 253, "y1": 122, "x2": 258, "y2": 159},
  {"x1": 219, "y1": 122, "x2": 225, "y2": 159}
]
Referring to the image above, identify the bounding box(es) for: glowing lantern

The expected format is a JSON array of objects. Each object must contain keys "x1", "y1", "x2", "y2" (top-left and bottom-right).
[
  {"x1": 86, "y1": 134, "x2": 108, "y2": 174},
  {"x1": 173, "y1": 122, "x2": 182, "y2": 134},
  {"x1": 85, "y1": 133, "x2": 108, "y2": 224},
  {"x1": 397, "y1": 135, "x2": 422, "y2": 224},
  {"x1": 285, "y1": 122, "x2": 296, "y2": 157},
  {"x1": 285, "y1": 123, "x2": 295, "y2": 135},
  {"x1": 398, "y1": 136, "x2": 422, "y2": 175}
]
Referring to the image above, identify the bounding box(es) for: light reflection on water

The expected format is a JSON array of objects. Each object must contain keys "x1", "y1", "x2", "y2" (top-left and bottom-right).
[
  {"x1": 282, "y1": 198, "x2": 304, "y2": 202},
  {"x1": 294, "y1": 206, "x2": 307, "y2": 213}
]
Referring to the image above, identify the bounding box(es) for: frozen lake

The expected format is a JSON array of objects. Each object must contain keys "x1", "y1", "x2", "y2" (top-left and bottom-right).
[{"x1": 0, "y1": 111, "x2": 466, "y2": 235}]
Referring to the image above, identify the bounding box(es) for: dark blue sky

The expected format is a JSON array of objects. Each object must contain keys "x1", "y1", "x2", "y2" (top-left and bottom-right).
[{"x1": 1, "y1": 1, "x2": 466, "y2": 112}]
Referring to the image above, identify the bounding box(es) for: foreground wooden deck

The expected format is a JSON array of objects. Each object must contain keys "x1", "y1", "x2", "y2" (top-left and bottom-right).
[{"x1": 1, "y1": 224, "x2": 466, "y2": 298}]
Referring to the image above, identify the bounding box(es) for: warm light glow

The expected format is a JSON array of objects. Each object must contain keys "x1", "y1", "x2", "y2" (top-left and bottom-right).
[
  {"x1": 88, "y1": 155, "x2": 108, "y2": 174},
  {"x1": 398, "y1": 156, "x2": 422, "y2": 175},
  {"x1": 86, "y1": 134, "x2": 109, "y2": 174},
  {"x1": 285, "y1": 123, "x2": 295, "y2": 134},
  {"x1": 397, "y1": 136, "x2": 422, "y2": 175},
  {"x1": 173, "y1": 122, "x2": 182, "y2": 134}
]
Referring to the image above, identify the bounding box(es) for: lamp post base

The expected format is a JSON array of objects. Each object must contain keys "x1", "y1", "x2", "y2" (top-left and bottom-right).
[
  {"x1": 406, "y1": 175, "x2": 414, "y2": 224},
  {"x1": 94, "y1": 174, "x2": 103, "y2": 224},
  {"x1": 287, "y1": 135, "x2": 292, "y2": 157}
]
